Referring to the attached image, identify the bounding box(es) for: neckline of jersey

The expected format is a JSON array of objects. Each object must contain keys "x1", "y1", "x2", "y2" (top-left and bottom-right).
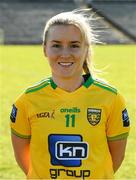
[{"x1": 49, "y1": 74, "x2": 94, "y2": 94}]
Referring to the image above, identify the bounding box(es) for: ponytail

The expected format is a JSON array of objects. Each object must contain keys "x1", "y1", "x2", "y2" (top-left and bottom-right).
[{"x1": 83, "y1": 60, "x2": 90, "y2": 74}]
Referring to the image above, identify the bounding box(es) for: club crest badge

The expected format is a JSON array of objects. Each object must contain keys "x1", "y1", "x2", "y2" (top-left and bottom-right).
[{"x1": 87, "y1": 108, "x2": 101, "y2": 126}]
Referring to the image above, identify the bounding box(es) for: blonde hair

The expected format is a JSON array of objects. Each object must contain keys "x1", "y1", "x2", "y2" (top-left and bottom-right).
[{"x1": 43, "y1": 9, "x2": 99, "y2": 75}]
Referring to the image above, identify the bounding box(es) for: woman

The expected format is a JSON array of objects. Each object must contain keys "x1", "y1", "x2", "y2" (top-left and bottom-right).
[{"x1": 10, "y1": 9, "x2": 130, "y2": 179}]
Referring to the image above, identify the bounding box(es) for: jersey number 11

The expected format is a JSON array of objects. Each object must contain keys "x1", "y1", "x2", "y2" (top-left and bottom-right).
[{"x1": 65, "y1": 114, "x2": 76, "y2": 127}]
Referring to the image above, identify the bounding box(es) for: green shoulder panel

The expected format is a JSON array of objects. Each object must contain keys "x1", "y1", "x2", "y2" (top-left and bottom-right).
[
  {"x1": 11, "y1": 128, "x2": 31, "y2": 139},
  {"x1": 25, "y1": 78, "x2": 51, "y2": 94},
  {"x1": 107, "y1": 132, "x2": 129, "y2": 141},
  {"x1": 93, "y1": 79, "x2": 117, "y2": 94}
]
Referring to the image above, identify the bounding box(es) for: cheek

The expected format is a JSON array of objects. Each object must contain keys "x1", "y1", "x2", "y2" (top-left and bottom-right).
[
  {"x1": 71, "y1": 49, "x2": 83, "y2": 59},
  {"x1": 45, "y1": 47, "x2": 52, "y2": 57},
  {"x1": 78, "y1": 49, "x2": 87, "y2": 63},
  {"x1": 46, "y1": 48, "x2": 58, "y2": 61}
]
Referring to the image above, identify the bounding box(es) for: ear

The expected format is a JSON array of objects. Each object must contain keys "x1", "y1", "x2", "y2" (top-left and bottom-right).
[{"x1": 43, "y1": 44, "x2": 47, "y2": 57}]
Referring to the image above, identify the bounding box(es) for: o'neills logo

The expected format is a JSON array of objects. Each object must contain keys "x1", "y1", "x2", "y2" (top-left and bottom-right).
[
  {"x1": 37, "y1": 110, "x2": 55, "y2": 119},
  {"x1": 60, "y1": 107, "x2": 80, "y2": 113}
]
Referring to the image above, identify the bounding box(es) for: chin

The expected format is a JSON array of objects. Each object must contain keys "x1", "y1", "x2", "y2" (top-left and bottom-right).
[
  {"x1": 59, "y1": 74, "x2": 73, "y2": 79},
  {"x1": 56, "y1": 69, "x2": 74, "y2": 78},
  {"x1": 56, "y1": 72, "x2": 74, "y2": 79}
]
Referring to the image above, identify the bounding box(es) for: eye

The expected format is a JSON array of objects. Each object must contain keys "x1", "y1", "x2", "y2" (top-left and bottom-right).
[
  {"x1": 52, "y1": 44, "x2": 61, "y2": 48},
  {"x1": 70, "y1": 44, "x2": 80, "y2": 48}
]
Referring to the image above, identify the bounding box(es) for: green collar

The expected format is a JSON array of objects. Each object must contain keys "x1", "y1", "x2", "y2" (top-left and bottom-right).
[{"x1": 50, "y1": 74, "x2": 94, "y2": 90}]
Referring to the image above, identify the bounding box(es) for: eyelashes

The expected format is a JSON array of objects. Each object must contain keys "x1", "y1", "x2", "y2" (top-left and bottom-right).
[{"x1": 52, "y1": 44, "x2": 80, "y2": 48}]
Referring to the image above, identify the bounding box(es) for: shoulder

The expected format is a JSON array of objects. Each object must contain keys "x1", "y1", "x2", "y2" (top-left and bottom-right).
[
  {"x1": 14, "y1": 78, "x2": 52, "y2": 106},
  {"x1": 92, "y1": 78, "x2": 117, "y2": 95},
  {"x1": 92, "y1": 78, "x2": 126, "y2": 107},
  {"x1": 25, "y1": 77, "x2": 52, "y2": 94}
]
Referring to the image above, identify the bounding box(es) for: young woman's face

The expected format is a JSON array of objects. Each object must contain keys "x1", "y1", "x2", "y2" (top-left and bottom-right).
[{"x1": 44, "y1": 25, "x2": 88, "y2": 79}]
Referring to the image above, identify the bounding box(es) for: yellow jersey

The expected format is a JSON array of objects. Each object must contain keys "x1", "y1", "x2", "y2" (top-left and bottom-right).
[{"x1": 10, "y1": 74, "x2": 130, "y2": 179}]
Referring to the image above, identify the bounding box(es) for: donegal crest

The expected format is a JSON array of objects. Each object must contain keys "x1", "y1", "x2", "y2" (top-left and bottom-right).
[{"x1": 87, "y1": 108, "x2": 101, "y2": 126}]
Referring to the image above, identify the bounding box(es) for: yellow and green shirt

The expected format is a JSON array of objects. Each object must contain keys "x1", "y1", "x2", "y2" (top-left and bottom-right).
[{"x1": 10, "y1": 74, "x2": 130, "y2": 179}]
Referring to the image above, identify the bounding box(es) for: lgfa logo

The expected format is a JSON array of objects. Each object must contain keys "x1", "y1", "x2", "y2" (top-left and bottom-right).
[{"x1": 36, "y1": 110, "x2": 55, "y2": 119}]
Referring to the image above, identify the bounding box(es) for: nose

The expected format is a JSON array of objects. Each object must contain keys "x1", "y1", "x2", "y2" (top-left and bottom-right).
[{"x1": 60, "y1": 47, "x2": 71, "y2": 58}]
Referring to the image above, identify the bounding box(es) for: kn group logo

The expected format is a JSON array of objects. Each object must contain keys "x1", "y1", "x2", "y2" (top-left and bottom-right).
[{"x1": 48, "y1": 134, "x2": 88, "y2": 167}]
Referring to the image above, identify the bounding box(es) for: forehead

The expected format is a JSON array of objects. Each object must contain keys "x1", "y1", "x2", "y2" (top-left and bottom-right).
[{"x1": 47, "y1": 24, "x2": 83, "y2": 42}]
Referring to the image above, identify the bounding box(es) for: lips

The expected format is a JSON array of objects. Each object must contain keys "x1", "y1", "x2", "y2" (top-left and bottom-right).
[{"x1": 58, "y1": 62, "x2": 74, "y2": 67}]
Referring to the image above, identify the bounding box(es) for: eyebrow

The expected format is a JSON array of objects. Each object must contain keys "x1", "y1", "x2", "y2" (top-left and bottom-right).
[
  {"x1": 51, "y1": 40, "x2": 61, "y2": 43},
  {"x1": 51, "y1": 40, "x2": 81, "y2": 43},
  {"x1": 71, "y1": 41, "x2": 81, "y2": 44}
]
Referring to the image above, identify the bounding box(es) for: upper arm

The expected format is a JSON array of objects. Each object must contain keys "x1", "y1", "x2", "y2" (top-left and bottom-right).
[
  {"x1": 11, "y1": 133, "x2": 30, "y2": 163},
  {"x1": 108, "y1": 139, "x2": 127, "y2": 159},
  {"x1": 106, "y1": 93, "x2": 130, "y2": 172},
  {"x1": 10, "y1": 94, "x2": 31, "y2": 174},
  {"x1": 11, "y1": 133, "x2": 30, "y2": 154},
  {"x1": 11, "y1": 133, "x2": 30, "y2": 175},
  {"x1": 108, "y1": 138, "x2": 128, "y2": 172}
]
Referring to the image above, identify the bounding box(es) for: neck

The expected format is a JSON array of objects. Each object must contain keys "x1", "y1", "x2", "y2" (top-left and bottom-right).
[{"x1": 52, "y1": 74, "x2": 84, "y2": 92}]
